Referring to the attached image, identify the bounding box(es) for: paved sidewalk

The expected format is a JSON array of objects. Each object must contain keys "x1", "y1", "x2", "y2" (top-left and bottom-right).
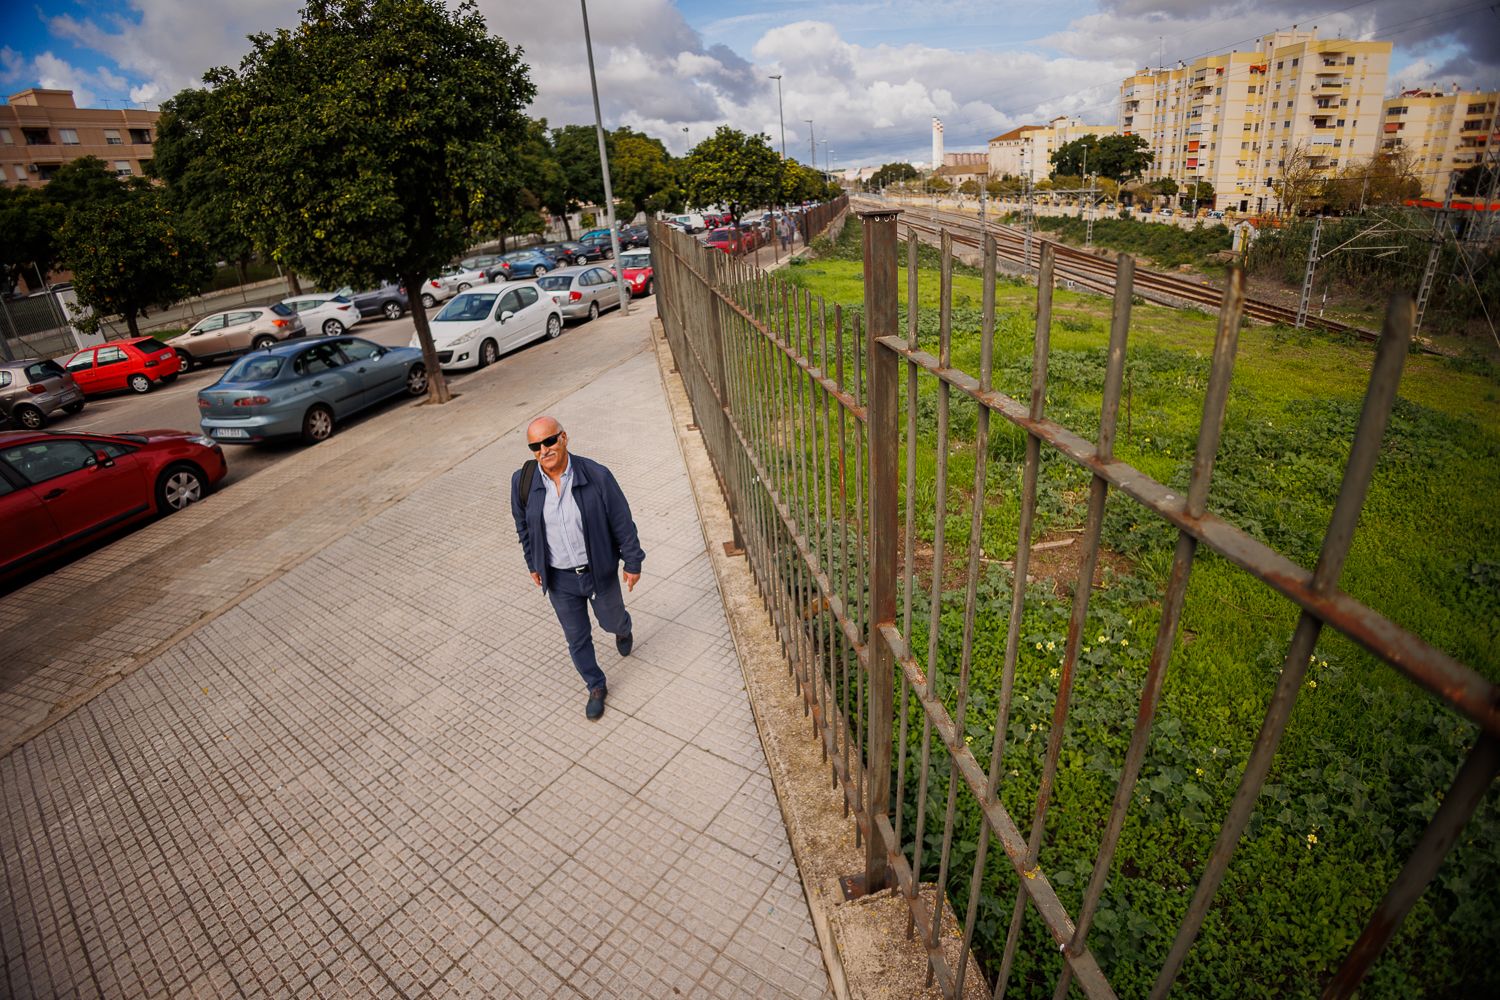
[{"x1": 0, "y1": 308, "x2": 829, "y2": 997}]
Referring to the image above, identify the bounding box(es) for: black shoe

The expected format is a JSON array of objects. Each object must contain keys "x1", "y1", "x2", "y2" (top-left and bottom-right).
[
  {"x1": 586, "y1": 685, "x2": 607, "y2": 720},
  {"x1": 616, "y1": 632, "x2": 633, "y2": 657}
]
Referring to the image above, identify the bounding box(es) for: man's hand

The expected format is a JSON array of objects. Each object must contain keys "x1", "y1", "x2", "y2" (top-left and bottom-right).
[
  {"x1": 531, "y1": 571, "x2": 542, "y2": 588},
  {"x1": 623, "y1": 570, "x2": 640, "y2": 592}
]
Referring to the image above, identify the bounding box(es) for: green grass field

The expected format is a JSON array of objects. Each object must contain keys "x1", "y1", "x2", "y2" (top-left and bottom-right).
[{"x1": 773, "y1": 222, "x2": 1499, "y2": 997}]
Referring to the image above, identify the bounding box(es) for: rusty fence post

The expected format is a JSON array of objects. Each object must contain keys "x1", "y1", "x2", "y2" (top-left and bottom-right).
[{"x1": 860, "y1": 206, "x2": 902, "y2": 891}]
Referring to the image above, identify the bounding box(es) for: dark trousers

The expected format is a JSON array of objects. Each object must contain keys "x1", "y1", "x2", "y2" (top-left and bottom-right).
[{"x1": 546, "y1": 564, "x2": 631, "y2": 691}]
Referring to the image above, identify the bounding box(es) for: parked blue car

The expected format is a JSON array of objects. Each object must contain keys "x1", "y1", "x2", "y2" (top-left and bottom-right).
[
  {"x1": 197, "y1": 337, "x2": 428, "y2": 445},
  {"x1": 484, "y1": 250, "x2": 557, "y2": 282}
]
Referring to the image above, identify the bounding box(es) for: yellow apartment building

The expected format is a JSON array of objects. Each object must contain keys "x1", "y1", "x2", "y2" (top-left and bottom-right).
[
  {"x1": 1381, "y1": 89, "x2": 1498, "y2": 199},
  {"x1": 0, "y1": 88, "x2": 159, "y2": 188},
  {"x1": 1120, "y1": 29, "x2": 1392, "y2": 213}
]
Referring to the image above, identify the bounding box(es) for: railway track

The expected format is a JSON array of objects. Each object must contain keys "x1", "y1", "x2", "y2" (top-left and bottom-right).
[{"x1": 856, "y1": 198, "x2": 1387, "y2": 346}]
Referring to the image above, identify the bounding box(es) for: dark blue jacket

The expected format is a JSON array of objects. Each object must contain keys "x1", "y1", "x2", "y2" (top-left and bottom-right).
[{"x1": 511, "y1": 453, "x2": 645, "y2": 593}]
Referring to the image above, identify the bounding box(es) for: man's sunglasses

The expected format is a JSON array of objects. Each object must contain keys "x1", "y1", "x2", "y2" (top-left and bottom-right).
[{"x1": 528, "y1": 433, "x2": 562, "y2": 452}]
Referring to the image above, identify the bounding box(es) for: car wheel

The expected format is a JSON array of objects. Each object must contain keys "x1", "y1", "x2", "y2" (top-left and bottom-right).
[
  {"x1": 252, "y1": 335, "x2": 276, "y2": 350},
  {"x1": 405, "y1": 363, "x2": 428, "y2": 397},
  {"x1": 644, "y1": 278, "x2": 653, "y2": 296},
  {"x1": 588, "y1": 301, "x2": 600, "y2": 321},
  {"x1": 155, "y1": 463, "x2": 207, "y2": 513},
  {"x1": 383, "y1": 301, "x2": 404, "y2": 321},
  {"x1": 176, "y1": 350, "x2": 196, "y2": 373},
  {"x1": 546, "y1": 314, "x2": 561, "y2": 339},
  {"x1": 534, "y1": 265, "x2": 547, "y2": 277},
  {"x1": 12, "y1": 405, "x2": 44, "y2": 430},
  {"x1": 322, "y1": 319, "x2": 344, "y2": 336},
  {"x1": 479, "y1": 338, "x2": 498, "y2": 368},
  {"x1": 63, "y1": 401, "x2": 86, "y2": 414},
  {"x1": 457, "y1": 282, "x2": 471, "y2": 292},
  {"x1": 128, "y1": 373, "x2": 152, "y2": 394},
  {"x1": 301, "y1": 404, "x2": 334, "y2": 444},
  {"x1": 421, "y1": 293, "x2": 436, "y2": 309}
]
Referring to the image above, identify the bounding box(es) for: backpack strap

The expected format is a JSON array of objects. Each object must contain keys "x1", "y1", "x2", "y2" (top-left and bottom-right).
[{"x1": 518, "y1": 459, "x2": 537, "y2": 505}]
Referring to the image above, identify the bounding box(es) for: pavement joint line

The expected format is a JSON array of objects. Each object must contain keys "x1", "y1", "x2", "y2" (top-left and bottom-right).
[{"x1": 1, "y1": 337, "x2": 652, "y2": 764}]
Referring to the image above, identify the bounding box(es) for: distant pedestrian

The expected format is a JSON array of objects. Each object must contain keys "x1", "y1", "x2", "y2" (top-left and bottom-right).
[
  {"x1": 510, "y1": 417, "x2": 644, "y2": 720},
  {"x1": 779, "y1": 217, "x2": 792, "y2": 250}
]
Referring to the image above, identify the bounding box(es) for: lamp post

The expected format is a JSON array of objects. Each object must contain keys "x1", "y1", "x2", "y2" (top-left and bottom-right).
[
  {"x1": 803, "y1": 119, "x2": 815, "y2": 168},
  {"x1": 580, "y1": 0, "x2": 628, "y2": 315},
  {"x1": 769, "y1": 75, "x2": 786, "y2": 159}
]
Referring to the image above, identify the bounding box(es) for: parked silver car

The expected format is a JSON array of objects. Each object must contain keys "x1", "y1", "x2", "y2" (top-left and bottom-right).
[
  {"x1": 0, "y1": 358, "x2": 86, "y2": 430},
  {"x1": 535, "y1": 265, "x2": 628, "y2": 322}
]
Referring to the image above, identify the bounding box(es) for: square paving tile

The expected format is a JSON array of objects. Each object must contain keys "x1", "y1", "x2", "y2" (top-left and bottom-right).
[{"x1": 640, "y1": 744, "x2": 755, "y2": 832}]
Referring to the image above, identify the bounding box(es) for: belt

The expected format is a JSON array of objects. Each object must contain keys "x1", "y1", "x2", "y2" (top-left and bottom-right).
[{"x1": 551, "y1": 564, "x2": 590, "y2": 574}]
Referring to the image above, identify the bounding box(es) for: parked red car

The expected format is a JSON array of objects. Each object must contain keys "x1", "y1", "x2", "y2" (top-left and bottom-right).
[
  {"x1": 702, "y1": 227, "x2": 747, "y2": 255},
  {"x1": 0, "y1": 428, "x2": 227, "y2": 580},
  {"x1": 63, "y1": 337, "x2": 182, "y2": 396}
]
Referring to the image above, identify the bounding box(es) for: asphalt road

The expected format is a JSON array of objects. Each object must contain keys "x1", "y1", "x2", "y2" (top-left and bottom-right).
[{"x1": 36, "y1": 313, "x2": 428, "y2": 489}]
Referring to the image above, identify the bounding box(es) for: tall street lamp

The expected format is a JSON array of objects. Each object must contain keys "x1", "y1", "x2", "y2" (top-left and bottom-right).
[
  {"x1": 769, "y1": 75, "x2": 786, "y2": 159},
  {"x1": 580, "y1": 0, "x2": 628, "y2": 315},
  {"x1": 803, "y1": 119, "x2": 815, "y2": 168}
]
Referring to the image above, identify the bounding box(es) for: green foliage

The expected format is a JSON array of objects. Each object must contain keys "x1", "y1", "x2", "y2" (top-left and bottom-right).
[
  {"x1": 201, "y1": 0, "x2": 534, "y2": 295},
  {"x1": 610, "y1": 128, "x2": 681, "y2": 219},
  {"x1": 1148, "y1": 177, "x2": 1179, "y2": 197},
  {"x1": 43, "y1": 156, "x2": 141, "y2": 208},
  {"x1": 779, "y1": 218, "x2": 1500, "y2": 997},
  {"x1": 150, "y1": 88, "x2": 254, "y2": 270},
  {"x1": 0, "y1": 186, "x2": 63, "y2": 292},
  {"x1": 1052, "y1": 134, "x2": 1152, "y2": 183},
  {"x1": 59, "y1": 186, "x2": 212, "y2": 338},
  {"x1": 684, "y1": 126, "x2": 781, "y2": 219},
  {"x1": 870, "y1": 161, "x2": 920, "y2": 189},
  {"x1": 1033, "y1": 214, "x2": 1231, "y2": 268}
]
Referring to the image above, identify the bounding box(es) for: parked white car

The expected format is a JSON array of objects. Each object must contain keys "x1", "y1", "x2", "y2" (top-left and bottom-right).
[
  {"x1": 415, "y1": 276, "x2": 456, "y2": 310},
  {"x1": 408, "y1": 281, "x2": 563, "y2": 371},
  {"x1": 436, "y1": 264, "x2": 490, "y2": 296},
  {"x1": 669, "y1": 212, "x2": 707, "y2": 233},
  {"x1": 281, "y1": 293, "x2": 365, "y2": 337}
]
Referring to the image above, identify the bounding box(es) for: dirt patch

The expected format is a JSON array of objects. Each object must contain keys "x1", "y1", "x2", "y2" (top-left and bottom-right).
[{"x1": 901, "y1": 530, "x2": 1133, "y2": 601}]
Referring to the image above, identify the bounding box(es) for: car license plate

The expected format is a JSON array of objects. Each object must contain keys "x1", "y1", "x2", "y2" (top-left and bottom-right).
[
  {"x1": 159, "y1": 352, "x2": 173, "y2": 361},
  {"x1": 213, "y1": 428, "x2": 249, "y2": 439}
]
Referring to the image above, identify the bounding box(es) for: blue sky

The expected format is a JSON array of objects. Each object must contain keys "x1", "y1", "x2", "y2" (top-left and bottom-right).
[{"x1": 2, "y1": 1, "x2": 1494, "y2": 166}]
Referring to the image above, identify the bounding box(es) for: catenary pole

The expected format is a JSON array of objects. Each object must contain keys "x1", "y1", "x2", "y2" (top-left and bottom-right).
[{"x1": 580, "y1": 0, "x2": 628, "y2": 315}]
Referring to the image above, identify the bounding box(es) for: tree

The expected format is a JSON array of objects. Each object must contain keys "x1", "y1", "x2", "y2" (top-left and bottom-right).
[
  {"x1": 869, "y1": 161, "x2": 918, "y2": 189},
  {"x1": 1147, "y1": 178, "x2": 1179, "y2": 197},
  {"x1": 201, "y1": 0, "x2": 535, "y2": 404},
  {"x1": 1092, "y1": 134, "x2": 1152, "y2": 183},
  {"x1": 682, "y1": 127, "x2": 780, "y2": 221},
  {"x1": 1050, "y1": 136, "x2": 1099, "y2": 179},
  {"x1": 1183, "y1": 179, "x2": 1214, "y2": 206},
  {"x1": 150, "y1": 87, "x2": 257, "y2": 283},
  {"x1": 552, "y1": 123, "x2": 606, "y2": 217},
  {"x1": 59, "y1": 186, "x2": 212, "y2": 338},
  {"x1": 0, "y1": 187, "x2": 63, "y2": 294},
  {"x1": 43, "y1": 156, "x2": 139, "y2": 209},
  {"x1": 1455, "y1": 162, "x2": 1497, "y2": 198},
  {"x1": 1273, "y1": 142, "x2": 1322, "y2": 217},
  {"x1": 1323, "y1": 149, "x2": 1423, "y2": 212},
  {"x1": 610, "y1": 128, "x2": 679, "y2": 221}
]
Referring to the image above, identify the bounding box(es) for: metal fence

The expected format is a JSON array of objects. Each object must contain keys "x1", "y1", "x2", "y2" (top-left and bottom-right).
[{"x1": 652, "y1": 206, "x2": 1498, "y2": 999}]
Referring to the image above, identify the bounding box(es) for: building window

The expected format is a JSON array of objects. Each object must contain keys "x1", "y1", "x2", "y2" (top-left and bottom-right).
[
  {"x1": 22, "y1": 128, "x2": 50, "y2": 145},
  {"x1": 113, "y1": 161, "x2": 132, "y2": 176},
  {"x1": 128, "y1": 128, "x2": 151, "y2": 144},
  {"x1": 1276, "y1": 61, "x2": 1283, "y2": 70},
  {"x1": 59, "y1": 129, "x2": 79, "y2": 145},
  {"x1": 1337, "y1": 119, "x2": 1345, "y2": 127},
  {"x1": 12, "y1": 166, "x2": 24, "y2": 181},
  {"x1": 1292, "y1": 58, "x2": 1299, "y2": 66},
  {"x1": 1346, "y1": 56, "x2": 1355, "y2": 65},
  {"x1": 35, "y1": 164, "x2": 59, "y2": 181},
  {"x1": 0, "y1": 128, "x2": 10, "y2": 144},
  {"x1": 104, "y1": 129, "x2": 122, "y2": 145}
]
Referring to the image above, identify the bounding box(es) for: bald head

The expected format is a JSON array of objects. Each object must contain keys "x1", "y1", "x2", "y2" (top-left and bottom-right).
[{"x1": 527, "y1": 416, "x2": 570, "y2": 474}]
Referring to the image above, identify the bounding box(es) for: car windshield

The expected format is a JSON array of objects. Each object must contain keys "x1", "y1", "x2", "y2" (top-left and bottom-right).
[
  {"x1": 269, "y1": 302, "x2": 295, "y2": 317},
  {"x1": 619, "y1": 252, "x2": 650, "y2": 268},
  {"x1": 502, "y1": 252, "x2": 532, "y2": 262},
  {"x1": 536, "y1": 276, "x2": 573, "y2": 292},
  {"x1": 434, "y1": 293, "x2": 498, "y2": 322},
  {"x1": 440, "y1": 265, "x2": 462, "y2": 276},
  {"x1": 222, "y1": 355, "x2": 285, "y2": 382},
  {"x1": 133, "y1": 338, "x2": 169, "y2": 351},
  {"x1": 707, "y1": 229, "x2": 733, "y2": 240}
]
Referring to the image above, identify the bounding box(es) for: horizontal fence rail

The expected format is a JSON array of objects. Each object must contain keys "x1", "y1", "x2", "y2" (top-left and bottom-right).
[{"x1": 652, "y1": 201, "x2": 1498, "y2": 999}]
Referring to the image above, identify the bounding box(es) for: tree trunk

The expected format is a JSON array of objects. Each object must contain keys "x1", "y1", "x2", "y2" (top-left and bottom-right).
[
  {"x1": 125, "y1": 309, "x2": 140, "y2": 339},
  {"x1": 235, "y1": 259, "x2": 249, "y2": 285},
  {"x1": 286, "y1": 271, "x2": 303, "y2": 296},
  {"x1": 403, "y1": 270, "x2": 451, "y2": 404},
  {"x1": 561, "y1": 215, "x2": 573, "y2": 240}
]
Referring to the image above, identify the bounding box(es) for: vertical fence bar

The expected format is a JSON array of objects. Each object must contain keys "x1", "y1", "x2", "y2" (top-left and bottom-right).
[
  {"x1": 895, "y1": 227, "x2": 920, "y2": 856},
  {"x1": 860, "y1": 207, "x2": 902, "y2": 891},
  {"x1": 1151, "y1": 294, "x2": 1415, "y2": 999}
]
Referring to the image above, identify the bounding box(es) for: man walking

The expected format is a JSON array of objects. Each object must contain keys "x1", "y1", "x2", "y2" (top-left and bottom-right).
[{"x1": 511, "y1": 416, "x2": 644, "y2": 719}]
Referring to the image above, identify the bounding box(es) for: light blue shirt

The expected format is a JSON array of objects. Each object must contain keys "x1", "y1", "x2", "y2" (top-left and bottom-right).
[{"x1": 542, "y1": 458, "x2": 589, "y2": 569}]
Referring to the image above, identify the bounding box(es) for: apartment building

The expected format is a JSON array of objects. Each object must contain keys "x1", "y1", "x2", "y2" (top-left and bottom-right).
[
  {"x1": 0, "y1": 88, "x2": 159, "y2": 188},
  {"x1": 1381, "y1": 88, "x2": 1498, "y2": 199},
  {"x1": 987, "y1": 117, "x2": 1117, "y2": 181},
  {"x1": 1119, "y1": 28, "x2": 1391, "y2": 213}
]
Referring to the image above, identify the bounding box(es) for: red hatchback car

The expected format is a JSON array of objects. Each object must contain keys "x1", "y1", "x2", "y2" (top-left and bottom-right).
[
  {"x1": 63, "y1": 337, "x2": 183, "y2": 396},
  {"x1": 702, "y1": 227, "x2": 747, "y2": 255},
  {"x1": 0, "y1": 428, "x2": 227, "y2": 580}
]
